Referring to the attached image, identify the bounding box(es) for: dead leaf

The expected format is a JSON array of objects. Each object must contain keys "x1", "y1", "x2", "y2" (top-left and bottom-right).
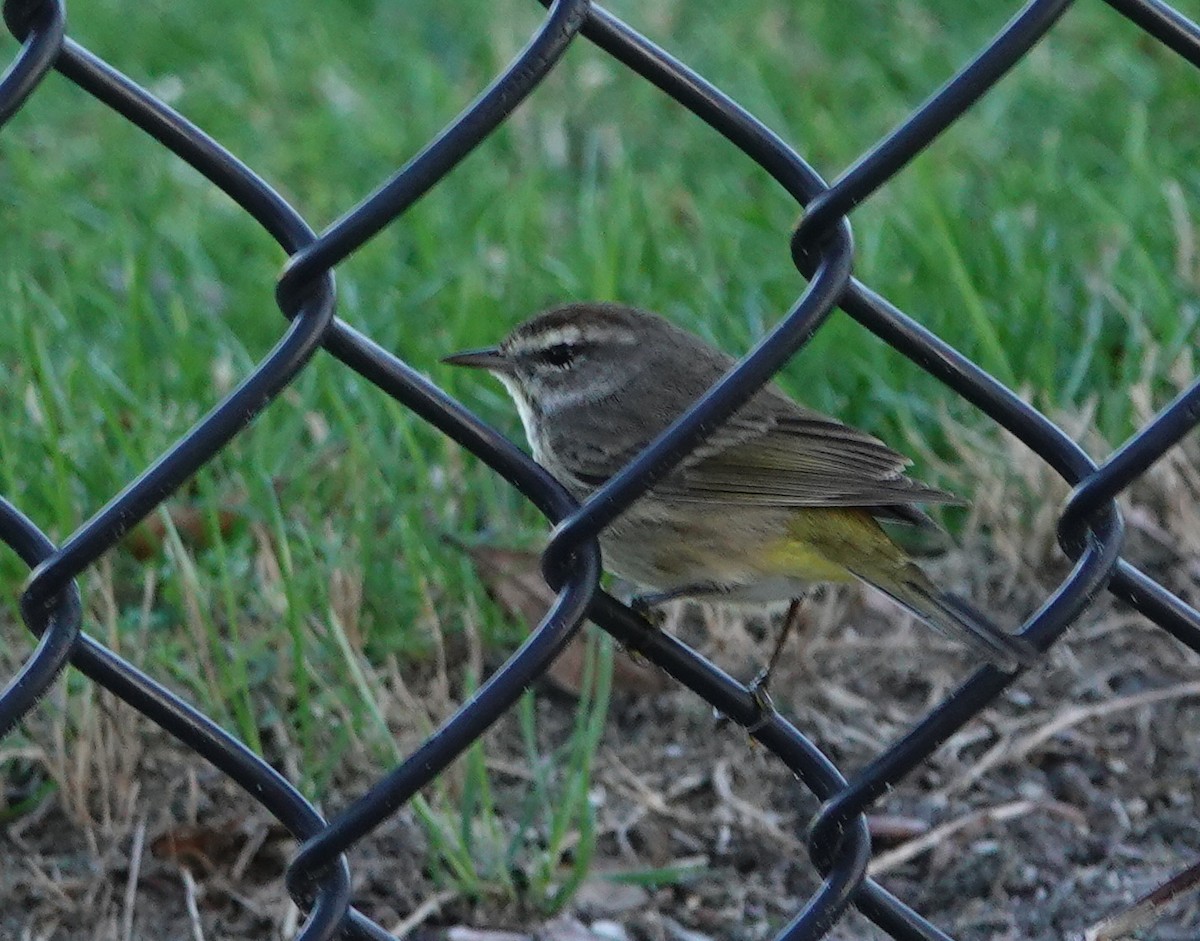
[
  {"x1": 150, "y1": 817, "x2": 249, "y2": 876},
  {"x1": 150, "y1": 816, "x2": 286, "y2": 881},
  {"x1": 460, "y1": 543, "x2": 671, "y2": 698},
  {"x1": 123, "y1": 503, "x2": 243, "y2": 561}
]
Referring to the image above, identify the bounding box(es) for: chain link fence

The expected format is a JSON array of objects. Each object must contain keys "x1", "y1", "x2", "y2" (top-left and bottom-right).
[{"x1": 3, "y1": 0, "x2": 1200, "y2": 938}]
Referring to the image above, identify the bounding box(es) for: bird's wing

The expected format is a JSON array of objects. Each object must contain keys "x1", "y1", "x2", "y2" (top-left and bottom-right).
[
  {"x1": 549, "y1": 382, "x2": 958, "y2": 512},
  {"x1": 657, "y1": 410, "x2": 962, "y2": 510}
]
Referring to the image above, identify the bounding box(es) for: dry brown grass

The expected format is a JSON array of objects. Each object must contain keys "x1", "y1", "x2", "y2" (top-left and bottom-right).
[{"x1": 3, "y1": 377, "x2": 1199, "y2": 940}]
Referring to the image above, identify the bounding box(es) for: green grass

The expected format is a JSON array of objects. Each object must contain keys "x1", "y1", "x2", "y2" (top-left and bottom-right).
[{"x1": 2, "y1": 0, "x2": 1199, "y2": 907}]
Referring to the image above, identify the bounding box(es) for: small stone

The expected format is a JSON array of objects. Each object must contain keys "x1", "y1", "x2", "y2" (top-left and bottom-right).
[
  {"x1": 574, "y1": 879, "x2": 651, "y2": 917},
  {"x1": 589, "y1": 920, "x2": 630, "y2": 941}
]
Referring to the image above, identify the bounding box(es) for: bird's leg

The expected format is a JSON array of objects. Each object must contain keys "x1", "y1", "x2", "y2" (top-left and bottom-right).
[
  {"x1": 747, "y1": 598, "x2": 806, "y2": 722},
  {"x1": 615, "y1": 582, "x2": 716, "y2": 665},
  {"x1": 629, "y1": 582, "x2": 726, "y2": 627},
  {"x1": 628, "y1": 591, "x2": 671, "y2": 628}
]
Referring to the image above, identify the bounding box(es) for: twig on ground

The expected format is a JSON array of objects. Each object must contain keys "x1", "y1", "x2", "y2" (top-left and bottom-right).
[
  {"x1": 180, "y1": 867, "x2": 207, "y2": 941},
  {"x1": 711, "y1": 760, "x2": 803, "y2": 852},
  {"x1": 120, "y1": 818, "x2": 146, "y2": 941},
  {"x1": 1084, "y1": 857, "x2": 1200, "y2": 941},
  {"x1": 391, "y1": 888, "x2": 458, "y2": 939},
  {"x1": 230, "y1": 820, "x2": 270, "y2": 882},
  {"x1": 868, "y1": 799, "x2": 1086, "y2": 876},
  {"x1": 601, "y1": 755, "x2": 708, "y2": 860},
  {"x1": 605, "y1": 751, "x2": 706, "y2": 827},
  {"x1": 940, "y1": 680, "x2": 1200, "y2": 796}
]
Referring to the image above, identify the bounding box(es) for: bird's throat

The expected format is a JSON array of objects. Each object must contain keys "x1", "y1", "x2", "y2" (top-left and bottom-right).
[{"x1": 497, "y1": 376, "x2": 548, "y2": 462}]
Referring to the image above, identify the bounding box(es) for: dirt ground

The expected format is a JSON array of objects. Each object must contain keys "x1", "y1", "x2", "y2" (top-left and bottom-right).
[
  {"x1": 3, "y1": 422, "x2": 1200, "y2": 940},
  {"x1": 4, "y1": 576, "x2": 1198, "y2": 940}
]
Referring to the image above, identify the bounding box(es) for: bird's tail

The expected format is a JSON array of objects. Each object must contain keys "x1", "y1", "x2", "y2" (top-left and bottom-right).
[{"x1": 867, "y1": 568, "x2": 1038, "y2": 673}]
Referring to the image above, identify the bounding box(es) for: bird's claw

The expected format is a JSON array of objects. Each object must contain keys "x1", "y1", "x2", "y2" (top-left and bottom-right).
[
  {"x1": 619, "y1": 641, "x2": 650, "y2": 666},
  {"x1": 745, "y1": 668, "x2": 777, "y2": 734},
  {"x1": 629, "y1": 596, "x2": 667, "y2": 629}
]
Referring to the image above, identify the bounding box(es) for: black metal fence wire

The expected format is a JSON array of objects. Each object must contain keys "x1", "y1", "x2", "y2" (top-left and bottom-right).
[{"x1": 3, "y1": 0, "x2": 1200, "y2": 937}]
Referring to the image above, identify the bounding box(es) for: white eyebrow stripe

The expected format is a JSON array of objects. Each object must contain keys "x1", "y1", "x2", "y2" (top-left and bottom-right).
[
  {"x1": 521, "y1": 325, "x2": 584, "y2": 349},
  {"x1": 510, "y1": 325, "x2": 637, "y2": 353}
]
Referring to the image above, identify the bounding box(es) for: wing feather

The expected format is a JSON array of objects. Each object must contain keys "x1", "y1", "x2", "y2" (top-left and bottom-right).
[{"x1": 546, "y1": 354, "x2": 958, "y2": 514}]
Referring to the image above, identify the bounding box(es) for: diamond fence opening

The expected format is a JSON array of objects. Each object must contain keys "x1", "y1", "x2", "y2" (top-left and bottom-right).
[{"x1": 3, "y1": 0, "x2": 1200, "y2": 939}]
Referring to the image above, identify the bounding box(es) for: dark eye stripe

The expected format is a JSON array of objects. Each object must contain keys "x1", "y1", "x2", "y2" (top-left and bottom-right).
[{"x1": 537, "y1": 343, "x2": 577, "y2": 367}]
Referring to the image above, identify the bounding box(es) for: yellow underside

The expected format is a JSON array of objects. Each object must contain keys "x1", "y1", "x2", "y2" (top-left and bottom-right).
[{"x1": 760, "y1": 508, "x2": 907, "y2": 584}]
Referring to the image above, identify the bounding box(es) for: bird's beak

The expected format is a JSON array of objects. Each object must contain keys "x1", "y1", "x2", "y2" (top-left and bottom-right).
[{"x1": 441, "y1": 347, "x2": 509, "y2": 372}]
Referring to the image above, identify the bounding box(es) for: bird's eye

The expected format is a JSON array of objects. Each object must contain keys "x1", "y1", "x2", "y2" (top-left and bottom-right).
[{"x1": 537, "y1": 343, "x2": 577, "y2": 368}]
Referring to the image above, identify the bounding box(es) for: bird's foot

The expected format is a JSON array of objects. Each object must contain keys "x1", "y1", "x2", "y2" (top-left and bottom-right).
[
  {"x1": 745, "y1": 667, "x2": 777, "y2": 735},
  {"x1": 628, "y1": 594, "x2": 668, "y2": 629},
  {"x1": 618, "y1": 641, "x2": 650, "y2": 667}
]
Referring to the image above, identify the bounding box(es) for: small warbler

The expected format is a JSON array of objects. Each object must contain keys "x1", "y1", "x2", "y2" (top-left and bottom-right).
[{"x1": 445, "y1": 303, "x2": 1034, "y2": 687}]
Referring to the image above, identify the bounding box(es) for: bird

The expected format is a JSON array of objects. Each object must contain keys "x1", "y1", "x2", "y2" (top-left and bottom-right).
[{"x1": 444, "y1": 302, "x2": 1034, "y2": 695}]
